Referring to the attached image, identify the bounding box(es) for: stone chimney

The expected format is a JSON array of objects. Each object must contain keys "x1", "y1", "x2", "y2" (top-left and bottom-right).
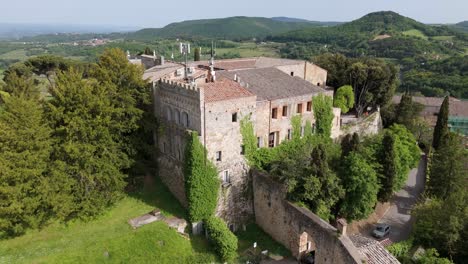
[{"x1": 336, "y1": 218, "x2": 347, "y2": 236}]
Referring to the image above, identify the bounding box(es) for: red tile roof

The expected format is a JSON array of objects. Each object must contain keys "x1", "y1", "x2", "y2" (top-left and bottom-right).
[{"x1": 201, "y1": 78, "x2": 255, "y2": 103}]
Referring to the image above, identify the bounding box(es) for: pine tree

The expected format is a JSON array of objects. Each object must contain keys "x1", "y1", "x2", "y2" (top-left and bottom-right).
[
  {"x1": 1, "y1": 71, "x2": 39, "y2": 100},
  {"x1": 428, "y1": 133, "x2": 466, "y2": 199},
  {"x1": 44, "y1": 69, "x2": 129, "y2": 218},
  {"x1": 378, "y1": 132, "x2": 399, "y2": 202},
  {"x1": 0, "y1": 94, "x2": 51, "y2": 237},
  {"x1": 432, "y1": 96, "x2": 449, "y2": 149}
]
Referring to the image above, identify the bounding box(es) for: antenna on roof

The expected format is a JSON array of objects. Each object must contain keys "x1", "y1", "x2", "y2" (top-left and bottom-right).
[
  {"x1": 180, "y1": 42, "x2": 191, "y2": 80},
  {"x1": 206, "y1": 41, "x2": 216, "y2": 83}
]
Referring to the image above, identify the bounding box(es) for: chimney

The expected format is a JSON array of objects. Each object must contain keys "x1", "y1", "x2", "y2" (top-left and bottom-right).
[
  {"x1": 336, "y1": 218, "x2": 347, "y2": 236},
  {"x1": 234, "y1": 74, "x2": 237, "y2": 82}
]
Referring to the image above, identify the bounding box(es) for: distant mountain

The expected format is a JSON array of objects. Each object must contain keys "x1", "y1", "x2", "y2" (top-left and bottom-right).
[
  {"x1": 271, "y1": 17, "x2": 312, "y2": 23},
  {"x1": 0, "y1": 23, "x2": 138, "y2": 40},
  {"x1": 272, "y1": 11, "x2": 462, "y2": 43},
  {"x1": 452, "y1": 21, "x2": 468, "y2": 32},
  {"x1": 125, "y1": 16, "x2": 318, "y2": 40}
]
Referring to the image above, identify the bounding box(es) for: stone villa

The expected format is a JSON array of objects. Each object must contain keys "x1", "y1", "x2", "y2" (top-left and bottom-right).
[{"x1": 132, "y1": 52, "x2": 395, "y2": 263}]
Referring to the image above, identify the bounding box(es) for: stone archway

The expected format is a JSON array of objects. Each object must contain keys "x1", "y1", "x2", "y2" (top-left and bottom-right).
[{"x1": 298, "y1": 231, "x2": 316, "y2": 259}]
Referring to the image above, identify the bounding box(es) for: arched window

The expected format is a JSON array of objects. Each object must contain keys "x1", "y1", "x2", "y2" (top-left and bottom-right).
[
  {"x1": 181, "y1": 112, "x2": 189, "y2": 127},
  {"x1": 174, "y1": 109, "x2": 181, "y2": 124},
  {"x1": 165, "y1": 106, "x2": 172, "y2": 121}
]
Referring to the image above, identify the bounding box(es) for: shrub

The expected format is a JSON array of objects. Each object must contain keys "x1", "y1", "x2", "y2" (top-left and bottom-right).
[
  {"x1": 204, "y1": 216, "x2": 238, "y2": 261},
  {"x1": 334, "y1": 85, "x2": 354, "y2": 113}
]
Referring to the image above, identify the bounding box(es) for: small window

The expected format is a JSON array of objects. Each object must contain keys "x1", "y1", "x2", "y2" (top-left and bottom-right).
[
  {"x1": 290, "y1": 71, "x2": 294, "y2": 76},
  {"x1": 317, "y1": 82, "x2": 321, "y2": 86},
  {"x1": 269, "y1": 132, "x2": 275, "y2": 148},
  {"x1": 306, "y1": 101, "x2": 312, "y2": 112},
  {"x1": 216, "y1": 151, "x2": 222, "y2": 161},
  {"x1": 257, "y1": 137, "x2": 262, "y2": 148},
  {"x1": 222, "y1": 170, "x2": 230, "y2": 183},
  {"x1": 232, "y1": 112, "x2": 237, "y2": 122},
  {"x1": 272, "y1": 108, "x2": 278, "y2": 119},
  {"x1": 297, "y1": 103, "x2": 303, "y2": 114},
  {"x1": 287, "y1": 129, "x2": 292, "y2": 140},
  {"x1": 241, "y1": 145, "x2": 245, "y2": 155},
  {"x1": 229, "y1": 224, "x2": 235, "y2": 232},
  {"x1": 282, "y1": 106, "x2": 288, "y2": 117}
]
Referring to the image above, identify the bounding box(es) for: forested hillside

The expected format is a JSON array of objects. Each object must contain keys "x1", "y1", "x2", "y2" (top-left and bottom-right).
[
  {"x1": 272, "y1": 11, "x2": 468, "y2": 98},
  {"x1": 126, "y1": 16, "x2": 317, "y2": 40}
]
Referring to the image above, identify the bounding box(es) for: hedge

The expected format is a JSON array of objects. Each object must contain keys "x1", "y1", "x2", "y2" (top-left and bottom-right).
[{"x1": 204, "y1": 216, "x2": 238, "y2": 261}]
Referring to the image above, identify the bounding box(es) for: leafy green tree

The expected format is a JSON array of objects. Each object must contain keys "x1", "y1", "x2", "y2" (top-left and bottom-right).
[
  {"x1": 305, "y1": 144, "x2": 343, "y2": 220},
  {"x1": 204, "y1": 216, "x2": 238, "y2": 261},
  {"x1": 432, "y1": 96, "x2": 449, "y2": 149},
  {"x1": 339, "y1": 152, "x2": 378, "y2": 221},
  {"x1": 26, "y1": 55, "x2": 72, "y2": 84},
  {"x1": 312, "y1": 94, "x2": 334, "y2": 138},
  {"x1": 194, "y1": 47, "x2": 201, "y2": 61},
  {"x1": 427, "y1": 133, "x2": 467, "y2": 199},
  {"x1": 0, "y1": 94, "x2": 51, "y2": 237},
  {"x1": 184, "y1": 132, "x2": 219, "y2": 222},
  {"x1": 334, "y1": 85, "x2": 354, "y2": 113},
  {"x1": 378, "y1": 132, "x2": 399, "y2": 202},
  {"x1": 415, "y1": 248, "x2": 453, "y2": 264},
  {"x1": 413, "y1": 190, "x2": 467, "y2": 261},
  {"x1": 395, "y1": 93, "x2": 424, "y2": 134},
  {"x1": 45, "y1": 68, "x2": 129, "y2": 218},
  {"x1": 90, "y1": 48, "x2": 153, "y2": 176},
  {"x1": 346, "y1": 59, "x2": 398, "y2": 117},
  {"x1": 341, "y1": 133, "x2": 360, "y2": 157}
]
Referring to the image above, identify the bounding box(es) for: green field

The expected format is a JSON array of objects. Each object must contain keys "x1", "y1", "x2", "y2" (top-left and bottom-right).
[
  {"x1": 432, "y1": 35, "x2": 455, "y2": 41},
  {"x1": 0, "y1": 49, "x2": 29, "y2": 61},
  {"x1": 211, "y1": 42, "x2": 280, "y2": 59},
  {"x1": 0, "y1": 175, "x2": 290, "y2": 263},
  {"x1": 0, "y1": 177, "x2": 217, "y2": 264},
  {"x1": 402, "y1": 29, "x2": 428, "y2": 40}
]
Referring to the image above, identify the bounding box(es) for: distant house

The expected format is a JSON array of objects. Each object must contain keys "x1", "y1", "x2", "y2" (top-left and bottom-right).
[{"x1": 392, "y1": 95, "x2": 468, "y2": 135}]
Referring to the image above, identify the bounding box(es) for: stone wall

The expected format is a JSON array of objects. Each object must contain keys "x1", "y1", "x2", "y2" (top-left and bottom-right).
[
  {"x1": 204, "y1": 95, "x2": 257, "y2": 227},
  {"x1": 252, "y1": 170, "x2": 365, "y2": 263},
  {"x1": 337, "y1": 110, "x2": 383, "y2": 139},
  {"x1": 254, "y1": 92, "x2": 340, "y2": 147},
  {"x1": 153, "y1": 80, "x2": 203, "y2": 207}
]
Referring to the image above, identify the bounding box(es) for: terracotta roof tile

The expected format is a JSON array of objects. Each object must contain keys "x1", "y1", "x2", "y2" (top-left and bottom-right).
[
  {"x1": 350, "y1": 235, "x2": 400, "y2": 264},
  {"x1": 201, "y1": 78, "x2": 255, "y2": 103}
]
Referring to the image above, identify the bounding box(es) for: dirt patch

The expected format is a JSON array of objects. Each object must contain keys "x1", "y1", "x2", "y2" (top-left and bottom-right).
[{"x1": 346, "y1": 202, "x2": 390, "y2": 236}]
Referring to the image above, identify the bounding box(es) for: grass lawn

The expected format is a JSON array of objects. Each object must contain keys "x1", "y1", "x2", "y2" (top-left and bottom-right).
[
  {"x1": 0, "y1": 177, "x2": 217, "y2": 264},
  {"x1": 236, "y1": 223, "x2": 291, "y2": 261},
  {"x1": 402, "y1": 29, "x2": 428, "y2": 40}
]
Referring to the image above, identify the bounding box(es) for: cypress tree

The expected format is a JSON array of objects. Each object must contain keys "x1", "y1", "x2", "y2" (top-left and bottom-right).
[
  {"x1": 432, "y1": 96, "x2": 449, "y2": 149},
  {"x1": 341, "y1": 132, "x2": 360, "y2": 157},
  {"x1": 0, "y1": 94, "x2": 51, "y2": 237},
  {"x1": 194, "y1": 47, "x2": 201, "y2": 61},
  {"x1": 378, "y1": 132, "x2": 398, "y2": 202},
  {"x1": 395, "y1": 92, "x2": 413, "y2": 127},
  {"x1": 428, "y1": 133, "x2": 466, "y2": 199}
]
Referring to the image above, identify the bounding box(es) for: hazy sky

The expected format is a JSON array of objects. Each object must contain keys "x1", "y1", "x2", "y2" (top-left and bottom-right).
[{"x1": 1, "y1": 0, "x2": 466, "y2": 27}]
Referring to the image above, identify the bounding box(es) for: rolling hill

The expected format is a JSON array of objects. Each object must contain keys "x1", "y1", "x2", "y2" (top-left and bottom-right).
[
  {"x1": 125, "y1": 16, "x2": 318, "y2": 40},
  {"x1": 453, "y1": 21, "x2": 468, "y2": 32}
]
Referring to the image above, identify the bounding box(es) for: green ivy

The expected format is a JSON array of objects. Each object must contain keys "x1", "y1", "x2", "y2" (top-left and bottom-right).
[
  {"x1": 205, "y1": 216, "x2": 238, "y2": 261},
  {"x1": 312, "y1": 94, "x2": 334, "y2": 138},
  {"x1": 184, "y1": 132, "x2": 219, "y2": 222},
  {"x1": 240, "y1": 116, "x2": 257, "y2": 167},
  {"x1": 291, "y1": 115, "x2": 302, "y2": 140}
]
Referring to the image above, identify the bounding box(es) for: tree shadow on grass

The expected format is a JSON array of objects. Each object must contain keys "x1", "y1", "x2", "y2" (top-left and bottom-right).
[{"x1": 127, "y1": 174, "x2": 187, "y2": 220}]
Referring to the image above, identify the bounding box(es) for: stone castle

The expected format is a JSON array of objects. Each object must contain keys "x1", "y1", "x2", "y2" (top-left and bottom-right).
[{"x1": 134, "y1": 51, "x2": 394, "y2": 263}]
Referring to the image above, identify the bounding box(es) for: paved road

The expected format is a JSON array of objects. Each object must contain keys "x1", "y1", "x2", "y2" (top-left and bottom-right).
[{"x1": 377, "y1": 156, "x2": 426, "y2": 242}]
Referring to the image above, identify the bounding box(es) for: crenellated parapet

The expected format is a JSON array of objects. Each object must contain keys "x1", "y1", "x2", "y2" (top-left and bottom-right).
[{"x1": 159, "y1": 78, "x2": 200, "y2": 92}]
